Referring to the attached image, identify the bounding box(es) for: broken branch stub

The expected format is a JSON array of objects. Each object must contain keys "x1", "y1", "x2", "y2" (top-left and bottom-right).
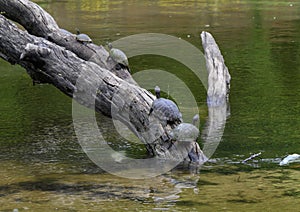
[{"x1": 201, "y1": 31, "x2": 231, "y2": 107}]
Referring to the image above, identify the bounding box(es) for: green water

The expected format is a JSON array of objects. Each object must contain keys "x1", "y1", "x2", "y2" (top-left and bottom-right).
[{"x1": 0, "y1": 0, "x2": 300, "y2": 211}]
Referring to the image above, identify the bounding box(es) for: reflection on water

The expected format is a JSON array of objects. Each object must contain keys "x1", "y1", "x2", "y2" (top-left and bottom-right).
[{"x1": 1, "y1": 0, "x2": 300, "y2": 211}]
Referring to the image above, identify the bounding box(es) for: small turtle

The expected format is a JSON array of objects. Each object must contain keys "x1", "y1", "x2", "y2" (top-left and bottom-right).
[
  {"x1": 170, "y1": 114, "x2": 199, "y2": 142},
  {"x1": 75, "y1": 29, "x2": 92, "y2": 43},
  {"x1": 149, "y1": 86, "x2": 182, "y2": 126},
  {"x1": 108, "y1": 43, "x2": 130, "y2": 72},
  {"x1": 170, "y1": 114, "x2": 204, "y2": 163}
]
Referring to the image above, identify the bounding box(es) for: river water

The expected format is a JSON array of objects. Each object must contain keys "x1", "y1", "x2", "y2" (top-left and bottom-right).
[{"x1": 0, "y1": 0, "x2": 299, "y2": 211}]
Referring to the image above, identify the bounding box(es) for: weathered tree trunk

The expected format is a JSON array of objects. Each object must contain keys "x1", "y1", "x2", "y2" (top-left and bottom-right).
[
  {"x1": 0, "y1": 0, "x2": 230, "y2": 165},
  {"x1": 201, "y1": 32, "x2": 231, "y2": 107},
  {"x1": 200, "y1": 32, "x2": 231, "y2": 160}
]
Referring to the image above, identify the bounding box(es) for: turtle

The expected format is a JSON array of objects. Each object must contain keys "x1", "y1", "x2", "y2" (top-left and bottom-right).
[
  {"x1": 75, "y1": 29, "x2": 92, "y2": 43},
  {"x1": 107, "y1": 42, "x2": 130, "y2": 72},
  {"x1": 169, "y1": 114, "x2": 204, "y2": 163},
  {"x1": 170, "y1": 114, "x2": 199, "y2": 142},
  {"x1": 149, "y1": 86, "x2": 182, "y2": 126}
]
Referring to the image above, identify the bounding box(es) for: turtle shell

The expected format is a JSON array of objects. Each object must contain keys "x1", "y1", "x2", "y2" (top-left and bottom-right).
[
  {"x1": 109, "y1": 48, "x2": 129, "y2": 67},
  {"x1": 150, "y1": 98, "x2": 182, "y2": 126},
  {"x1": 170, "y1": 123, "x2": 199, "y2": 142},
  {"x1": 76, "y1": 33, "x2": 92, "y2": 43}
]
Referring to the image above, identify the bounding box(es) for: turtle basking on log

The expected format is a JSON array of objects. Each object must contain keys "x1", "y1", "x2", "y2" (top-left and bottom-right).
[
  {"x1": 170, "y1": 114, "x2": 199, "y2": 142},
  {"x1": 75, "y1": 29, "x2": 92, "y2": 44},
  {"x1": 107, "y1": 43, "x2": 130, "y2": 72},
  {"x1": 170, "y1": 114, "x2": 205, "y2": 163},
  {"x1": 149, "y1": 86, "x2": 182, "y2": 127}
]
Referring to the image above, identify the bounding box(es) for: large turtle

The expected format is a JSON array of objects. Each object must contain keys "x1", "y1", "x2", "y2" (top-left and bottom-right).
[
  {"x1": 170, "y1": 114, "x2": 205, "y2": 163},
  {"x1": 108, "y1": 43, "x2": 130, "y2": 72},
  {"x1": 75, "y1": 29, "x2": 92, "y2": 43},
  {"x1": 149, "y1": 86, "x2": 182, "y2": 126}
]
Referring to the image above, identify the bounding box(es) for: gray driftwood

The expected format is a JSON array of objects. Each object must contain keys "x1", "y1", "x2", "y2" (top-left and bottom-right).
[
  {"x1": 0, "y1": 0, "x2": 230, "y2": 165},
  {"x1": 200, "y1": 32, "x2": 231, "y2": 160},
  {"x1": 201, "y1": 32, "x2": 231, "y2": 107}
]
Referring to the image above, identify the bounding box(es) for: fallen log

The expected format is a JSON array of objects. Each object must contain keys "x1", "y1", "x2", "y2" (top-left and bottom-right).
[
  {"x1": 0, "y1": 14, "x2": 158, "y2": 155},
  {"x1": 0, "y1": 0, "x2": 230, "y2": 167}
]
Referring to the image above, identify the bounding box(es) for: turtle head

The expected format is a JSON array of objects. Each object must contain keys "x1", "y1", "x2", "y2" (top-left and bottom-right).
[
  {"x1": 192, "y1": 114, "x2": 199, "y2": 126},
  {"x1": 154, "y1": 86, "x2": 160, "y2": 98},
  {"x1": 75, "y1": 28, "x2": 80, "y2": 35},
  {"x1": 107, "y1": 42, "x2": 113, "y2": 50}
]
